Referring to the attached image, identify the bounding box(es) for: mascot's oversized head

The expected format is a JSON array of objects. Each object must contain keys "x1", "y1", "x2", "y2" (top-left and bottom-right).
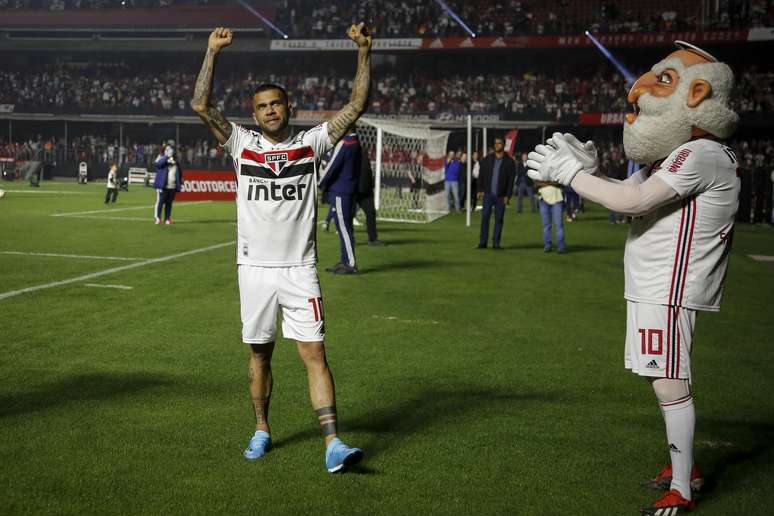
[{"x1": 623, "y1": 41, "x2": 738, "y2": 164}]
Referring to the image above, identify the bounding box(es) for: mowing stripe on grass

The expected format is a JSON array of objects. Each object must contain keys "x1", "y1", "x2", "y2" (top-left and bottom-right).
[
  {"x1": 0, "y1": 241, "x2": 234, "y2": 301},
  {"x1": 1, "y1": 251, "x2": 146, "y2": 261}
]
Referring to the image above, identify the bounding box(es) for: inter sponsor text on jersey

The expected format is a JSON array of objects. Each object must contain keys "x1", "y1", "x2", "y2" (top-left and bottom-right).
[
  {"x1": 222, "y1": 122, "x2": 332, "y2": 266},
  {"x1": 624, "y1": 138, "x2": 740, "y2": 311}
]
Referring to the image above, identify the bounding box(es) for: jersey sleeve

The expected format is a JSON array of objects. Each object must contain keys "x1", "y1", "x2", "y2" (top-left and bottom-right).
[
  {"x1": 652, "y1": 141, "x2": 718, "y2": 198},
  {"x1": 220, "y1": 122, "x2": 251, "y2": 158},
  {"x1": 301, "y1": 122, "x2": 333, "y2": 159}
]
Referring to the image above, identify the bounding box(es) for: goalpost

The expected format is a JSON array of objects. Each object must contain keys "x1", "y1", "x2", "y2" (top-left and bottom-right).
[{"x1": 356, "y1": 117, "x2": 451, "y2": 223}]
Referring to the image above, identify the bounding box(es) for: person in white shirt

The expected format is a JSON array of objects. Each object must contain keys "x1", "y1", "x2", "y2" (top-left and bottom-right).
[
  {"x1": 104, "y1": 163, "x2": 119, "y2": 204},
  {"x1": 527, "y1": 41, "x2": 739, "y2": 514},
  {"x1": 192, "y1": 25, "x2": 371, "y2": 473}
]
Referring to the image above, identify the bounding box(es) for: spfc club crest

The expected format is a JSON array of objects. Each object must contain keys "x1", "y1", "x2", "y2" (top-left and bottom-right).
[{"x1": 265, "y1": 152, "x2": 289, "y2": 174}]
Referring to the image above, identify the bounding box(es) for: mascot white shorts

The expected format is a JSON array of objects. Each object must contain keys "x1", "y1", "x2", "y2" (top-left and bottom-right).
[{"x1": 624, "y1": 301, "x2": 696, "y2": 382}]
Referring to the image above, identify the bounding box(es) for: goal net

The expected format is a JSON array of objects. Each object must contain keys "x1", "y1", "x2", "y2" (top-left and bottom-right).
[{"x1": 356, "y1": 117, "x2": 450, "y2": 223}]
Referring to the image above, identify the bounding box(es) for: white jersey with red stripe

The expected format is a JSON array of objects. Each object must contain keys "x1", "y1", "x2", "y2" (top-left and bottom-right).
[
  {"x1": 624, "y1": 138, "x2": 740, "y2": 311},
  {"x1": 221, "y1": 121, "x2": 332, "y2": 266}
]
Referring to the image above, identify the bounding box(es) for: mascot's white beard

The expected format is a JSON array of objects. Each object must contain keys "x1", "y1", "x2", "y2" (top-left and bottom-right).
[
  {"x1": 623, "y1": 90, "x2": 692, "y2": 164},
  {"x1": 623, "y1": 58, "x2": 738, "y2": 164}
]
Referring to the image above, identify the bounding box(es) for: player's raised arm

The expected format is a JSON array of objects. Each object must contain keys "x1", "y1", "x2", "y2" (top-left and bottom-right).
[
  {"x1": 327, "y1": 23, "x2": 372, "y2": 145},
  {"x1": 192, "y1": 27, "x2": 234, "y2": 145}
]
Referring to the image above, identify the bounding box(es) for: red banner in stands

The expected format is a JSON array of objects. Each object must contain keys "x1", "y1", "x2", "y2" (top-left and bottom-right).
[
  {"x1": 418, "y1": 30, "x2": 749, "y2": 50},
  {"x1": 177, "y1": 170, "x2": 237, "y2": 201},
  {"x1": 579, "y1": 112, "x2": 626, "y2": 125}
]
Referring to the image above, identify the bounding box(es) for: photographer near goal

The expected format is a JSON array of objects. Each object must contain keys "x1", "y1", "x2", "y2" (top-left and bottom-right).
[{"x1": 192, "y1": 24, "x2": 372, "y2": 473}]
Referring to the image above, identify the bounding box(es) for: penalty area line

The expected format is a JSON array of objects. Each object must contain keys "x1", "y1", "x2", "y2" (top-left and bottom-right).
[{"x1": 0, "y1": 241, "x2": 234, "y2": 301}]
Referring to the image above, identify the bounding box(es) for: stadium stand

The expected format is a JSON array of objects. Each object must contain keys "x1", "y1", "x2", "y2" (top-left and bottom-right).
[{"x1": 2, "y1": 60, "x2": 772, "y2": 117}]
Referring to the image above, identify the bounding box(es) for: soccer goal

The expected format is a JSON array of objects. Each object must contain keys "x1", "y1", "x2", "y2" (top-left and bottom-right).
[{"x1": 356, "y1": 117, "x2": 451, "y2": 223}]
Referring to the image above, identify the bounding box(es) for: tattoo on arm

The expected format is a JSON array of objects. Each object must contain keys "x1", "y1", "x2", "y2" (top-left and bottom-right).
[
  {"x1": 199, "y1": 105, "x2": 232, "y2": 144},
  {"x1": 328, "y1": 47, "x2": 371, "y2": 145},
  {"x1": 192, "y1": 48, "x2": 233, "y2": 144}
]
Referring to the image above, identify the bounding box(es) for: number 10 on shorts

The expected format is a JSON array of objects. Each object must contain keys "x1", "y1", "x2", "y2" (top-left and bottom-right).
[
  {"x1": 308, "y1": 297, "x2": 324, "y2": 322},
  {"x1": 638, "y1": 328, "x2": 663, "y2": 355}
]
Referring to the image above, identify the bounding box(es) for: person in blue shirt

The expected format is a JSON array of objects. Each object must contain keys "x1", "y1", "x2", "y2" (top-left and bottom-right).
[{"x1": 444, "y1": 150, "x2": 462, "y2": 211}]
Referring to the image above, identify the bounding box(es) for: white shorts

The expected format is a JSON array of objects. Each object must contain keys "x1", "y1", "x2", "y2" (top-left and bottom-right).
[
  {"x1": 238, "y1": 264, "x2": 325, "y2": 344},
  {"x1": 624, "y1": 301, "x2": 696, "y2": 381}
]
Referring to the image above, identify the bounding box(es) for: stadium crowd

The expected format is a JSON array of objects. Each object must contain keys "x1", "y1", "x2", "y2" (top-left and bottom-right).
[
  {"x1": 2, "y1": 0, "x2": 772, "y2": 37},
  {"x1": 2, "y1": 64, "x2": 773, "y2": 119},
  {"x1": 277, "y1": 0, "x2": 772, "y2": 38}
]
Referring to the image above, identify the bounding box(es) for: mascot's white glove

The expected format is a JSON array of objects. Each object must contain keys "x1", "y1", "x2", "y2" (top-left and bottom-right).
[
  {"x1": 526, "y1": 133, "x2": 584, "y2": 185},
  {"x1": 559, "y1": 133, "x2": 599, "y2": 176}
]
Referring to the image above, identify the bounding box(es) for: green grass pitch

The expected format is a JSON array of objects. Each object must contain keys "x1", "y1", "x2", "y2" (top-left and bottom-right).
[{"x1": 1, "y1": 181, "x2": 773, "y2": 514}]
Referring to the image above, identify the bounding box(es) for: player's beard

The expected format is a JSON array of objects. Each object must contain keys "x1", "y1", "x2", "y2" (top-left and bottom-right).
[
  {"x1": 623, "y1": 91, "x2": 693, "y2": 165},
  {"x1": 255, "y1": 113, "x2": 290, "y2": 140},
  {"x1": 262, "y1": 124, "x2": 289, "y2": 141}
]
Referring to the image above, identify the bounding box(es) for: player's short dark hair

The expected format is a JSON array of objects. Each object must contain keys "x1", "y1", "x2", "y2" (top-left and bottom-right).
[{"x1": 253, "y1": 83, "x2": 289, "y2": 104}]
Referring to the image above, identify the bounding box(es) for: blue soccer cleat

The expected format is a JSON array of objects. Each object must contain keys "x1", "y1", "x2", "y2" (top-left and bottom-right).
[
  {"x1": 243, "y1": 430, "x2": 272, "y2": 460},
  {"x1": 325, "y1": 437, "x2": 363, "y2": 473}
]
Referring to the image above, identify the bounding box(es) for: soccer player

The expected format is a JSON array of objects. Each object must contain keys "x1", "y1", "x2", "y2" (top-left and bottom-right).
[
  {"x1": 526, "y1": 42, "x2": 739, "y2": 513},
  {"x1": 191, "y1": 25, "x2": 372, "y2": 473}
]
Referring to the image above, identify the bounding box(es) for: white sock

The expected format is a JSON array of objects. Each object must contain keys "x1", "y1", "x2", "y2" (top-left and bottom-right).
[{"x1": 660, "y1": 395, "x2": 695, "y2": 500}]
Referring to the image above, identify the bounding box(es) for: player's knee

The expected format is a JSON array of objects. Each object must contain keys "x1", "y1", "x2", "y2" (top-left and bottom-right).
[
  {"x1": 250, "y1": 342, "x2": 274, "y2": 365},
  {"x1": 650, "y1": 378, "x2": 690, "y2": 403},
  {"x1": 297, "y1": 341, "x2": 327, "y2": 367}
]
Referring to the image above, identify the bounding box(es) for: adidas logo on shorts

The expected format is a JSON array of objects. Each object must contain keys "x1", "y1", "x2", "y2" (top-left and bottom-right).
[{"x1": 646, "y1": 360, "x2": 659, "y2": 369}]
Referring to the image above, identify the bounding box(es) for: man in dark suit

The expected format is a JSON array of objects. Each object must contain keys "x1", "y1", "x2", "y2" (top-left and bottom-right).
[{"x1": 476, "y1": 137, "x2": 516, "y2": 249}]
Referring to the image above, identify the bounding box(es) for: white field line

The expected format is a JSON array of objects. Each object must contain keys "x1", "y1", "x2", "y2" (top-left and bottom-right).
[
  {"x1": 62, "y1": 215, "x2": 188, "y2": 222},
  {"x1": 1, "y1": 251, "x2": 146, "y2": 261},
  {"x1": 749, "y1": 254, "x2": 774, "y2": 262},
  {"x1": 370, "y1": 314, "x2": 440, "y2": 325},
  {"x1": 84, "y1": 283, "x2": 134, "y2": 290},
  {"x1": 51, "y1": 200, "x2": 212, "y2": 217},
  {"x1": 0, "y1": 241, "x2": 234, "y2": 301},
  {"x1": 0, "y1": 189, "x2": 92, "y2": 195}
]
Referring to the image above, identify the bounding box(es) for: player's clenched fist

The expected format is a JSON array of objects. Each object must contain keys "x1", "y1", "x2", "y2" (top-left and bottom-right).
[
  {"x1": 347, "y1": 23, "x2": 372, "y2": 48},
  {"x1": 208, "y1": 27, "x2": 233, "y2": 52}
]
